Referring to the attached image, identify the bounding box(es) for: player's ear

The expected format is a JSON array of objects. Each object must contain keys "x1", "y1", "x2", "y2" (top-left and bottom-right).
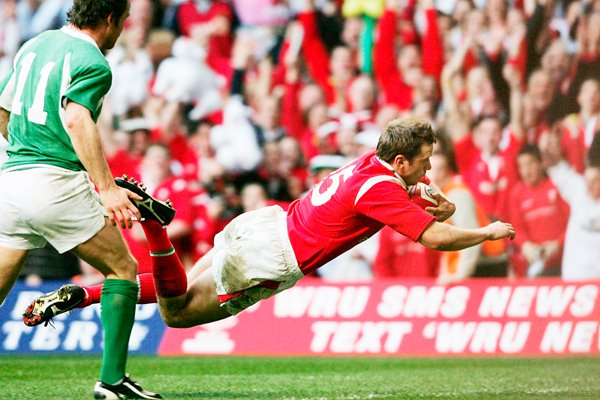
[
  {"x1": 394, "y1": 154, "x2": 408, "y2": 168},
  {"x1": 107, "y1": 12, "x2": 115, "y2": 27}
]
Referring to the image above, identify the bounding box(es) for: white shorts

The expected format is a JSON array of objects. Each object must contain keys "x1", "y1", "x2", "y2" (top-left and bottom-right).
[
  {"x1": 0, "y1": 166, "x2": 107, "y2": 253},
  {"x1": 212, "y1": 205, "x2": 303, "y2": 315}
]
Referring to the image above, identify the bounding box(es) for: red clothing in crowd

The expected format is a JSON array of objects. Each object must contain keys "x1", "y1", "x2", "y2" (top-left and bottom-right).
[
  {"x1": 297, "y1": 10, "x2": 351, "y2": 107},
  {"x1": 286, "y1": 150, "x2": 435, "y2": 275},
  {"x1": 508, "y1": 177, "x2": 570, "y2": 276},
  {"x1": 168, "y1": 134, "x2": 200, "y2": 181},
  {"x1": 176, "y1": 0, "x2": 233, "y2": 77},
  {"x1": 107, "y1": 149, "x2": 143, "y2": 182},
  {"x1": 373, "y1": 226, "x2": 438, "y2": 278},
  {"x1": 189, "y1": 190, "x2": 217, "y2": 262},
  {"x1": 454, "y1": 131, "x2": 521, "y2": 220},
  {"x1": 149, "y1": 128, "x2": 200, "y2": 181},
  {"x1": 373, "y1": 7, "x2": 443, "y2": 111},
  {"x1": 279, "y1": 80, "x2": 305, "y2": 141}
]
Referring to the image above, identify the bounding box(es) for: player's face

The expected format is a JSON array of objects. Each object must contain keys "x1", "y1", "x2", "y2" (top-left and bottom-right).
[
  {"x1": 103, "y1": 2, "x2": 130, "y2": 50},
  {"x1": 402, "y1": 143, "x2": 433, "y2": 186},
  {"x1": 517, "y1": 153, "x2": 544, "y2": 186},
  {"x1": 474, "y1": 119, "x2": 502, "y2": 154}
]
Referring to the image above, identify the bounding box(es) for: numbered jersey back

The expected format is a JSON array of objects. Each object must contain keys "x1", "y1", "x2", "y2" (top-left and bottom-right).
[{"x1": 0, "y1": 27, "x2": 111, "y2": 172}]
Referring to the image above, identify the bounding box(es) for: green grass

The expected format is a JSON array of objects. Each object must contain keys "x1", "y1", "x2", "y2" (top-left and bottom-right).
[{"x1": 1, "y1": 356, "x2": 600, "y2": 399}]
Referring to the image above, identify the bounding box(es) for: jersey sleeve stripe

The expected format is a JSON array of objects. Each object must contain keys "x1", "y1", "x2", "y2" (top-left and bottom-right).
[{"x1": 355, "y1": 175, "x2": 407, "y2": 205}]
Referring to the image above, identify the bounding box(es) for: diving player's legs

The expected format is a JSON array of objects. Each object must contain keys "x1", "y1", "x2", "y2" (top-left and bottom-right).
[{"x1": 23, "y1": 219, "x2": 229, "y2": 328}]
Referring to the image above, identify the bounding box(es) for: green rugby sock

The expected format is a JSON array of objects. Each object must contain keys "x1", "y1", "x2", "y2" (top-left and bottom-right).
[{"x1": 99, "y1": 279, "x2": 138, "y2": 385}]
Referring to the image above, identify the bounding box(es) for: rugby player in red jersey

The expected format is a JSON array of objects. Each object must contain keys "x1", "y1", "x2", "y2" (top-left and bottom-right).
[{"x1": 26, "y1": 118, "x2": 515, "y2": 328}]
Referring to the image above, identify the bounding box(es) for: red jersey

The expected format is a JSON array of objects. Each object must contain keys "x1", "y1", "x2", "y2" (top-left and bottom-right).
[
  {"x1": 454, "y1": 132, "x2": 521, "y2": 220},
  {"x1": 190, "y1": 197, "x2": 216, "y2": 262},
  {"x1": 508, "y1": 177, "x2": 570, "y2": 275},
  {"x1": 107, "y1": 149, "x2": 142, "y2": 182},
  {"x1": 286, "y1": 150, "x2": 435, "y2": 275},
  {"x1": 373, "y1": 8, "x2": 443, "y2": 110},
  {"x1": 176, "y1": 1, "x2": 233, "y2": 76},
  {"x1": 509, "y1": 178, "x2": 569, "y2": 247}
]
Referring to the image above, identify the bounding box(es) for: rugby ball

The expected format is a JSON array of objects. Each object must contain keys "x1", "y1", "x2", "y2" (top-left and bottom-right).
[{"x1": 407, "y1": 182, "x2": 438, "y2": 209}]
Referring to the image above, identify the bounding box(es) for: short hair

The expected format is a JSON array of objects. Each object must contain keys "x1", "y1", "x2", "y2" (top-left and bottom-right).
[
  {"x1": 67, "y1": 0, "x2": 128, "y2": 30},
  {"x1": 376, "y1": 118, "x2": 437, "y2": 163},
  {"x1": 518, "y1": 143, "x2": 542, "y2": 162},
  {"x1": 145, "y1": 142, "x2": 171, "y2": 158},
  {"x1": 471, "y1": 114, "x2": 504, "y2": 131}
]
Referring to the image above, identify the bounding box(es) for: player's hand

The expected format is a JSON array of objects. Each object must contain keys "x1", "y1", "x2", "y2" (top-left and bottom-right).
[
  {"x1": 485, "y1": 221, "x2": 516, "y2": 241},
  {"x1": 426, "y1": 193, "x2": 456, "y2": 222},
  {"x1": 100, "y1": 185, "x2": 143, "y2": 229}
]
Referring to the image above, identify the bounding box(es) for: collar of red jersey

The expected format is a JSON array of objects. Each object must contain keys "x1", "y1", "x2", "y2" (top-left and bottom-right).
[{"x1": 375, "y1": 156, "x2": 408, "y2": 190}]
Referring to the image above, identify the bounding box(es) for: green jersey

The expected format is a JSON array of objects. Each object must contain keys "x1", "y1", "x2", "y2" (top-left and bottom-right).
[{"x1": 0, "y1": 26, "x2": 112, "y2": 171}]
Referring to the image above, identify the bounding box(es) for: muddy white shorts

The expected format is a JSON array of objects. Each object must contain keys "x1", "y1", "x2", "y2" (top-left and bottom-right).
[
  {"x1": 212, "y1": 205, "x2": 303, "y2": 315},
  {"x1": 0, "y1": 166, "x2": 107, "y2": 253}
]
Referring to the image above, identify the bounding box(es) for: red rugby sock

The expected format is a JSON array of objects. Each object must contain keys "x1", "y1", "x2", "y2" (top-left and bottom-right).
[
  {"x1": 141, "y1": 220, "x2": 188, "y2": 298},
  {"x1": 77, "y1": 284, "x2": 101, "y2": 308},
  {"x1": 137, "y1": 273, "x2": 158, "y2": 303},
  {"x1": 76, "y1": 273, "x2": 158, "y2": 306}
]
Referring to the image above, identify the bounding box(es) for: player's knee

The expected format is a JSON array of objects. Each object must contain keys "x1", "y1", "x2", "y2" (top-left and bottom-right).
[
  {"x1": 106, "y1": 253, "x2": 138, "y2": 280},
  {"x1": 159, "y1": 309, "x2": 190, "y2": 328}
]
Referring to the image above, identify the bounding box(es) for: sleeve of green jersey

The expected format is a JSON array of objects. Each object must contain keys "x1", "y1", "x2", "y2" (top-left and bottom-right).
[{"x1": 62, "y1": 63, "x2": 112, "y2": 119}]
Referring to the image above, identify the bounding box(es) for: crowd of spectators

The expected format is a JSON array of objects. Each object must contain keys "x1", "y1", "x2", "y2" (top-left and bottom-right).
[{"x1": 2, "y1": 0, "x2": 600, "y2": 284}]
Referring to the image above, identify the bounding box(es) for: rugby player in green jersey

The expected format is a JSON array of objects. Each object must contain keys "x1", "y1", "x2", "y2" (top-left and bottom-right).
[{"x1": 0, "y1": 1, "x2": 173, "y2": 398}]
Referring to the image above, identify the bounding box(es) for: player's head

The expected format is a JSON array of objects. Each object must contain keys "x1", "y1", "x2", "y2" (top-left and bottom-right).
[
  {"x1": 377, "y1": 118, "x2": 437, "y2": 185},
  {"x1": 142, "y1": 143, "x2": 172, "y2": 183},
  {"x1": 517, "y1": 143, "x2": 545, "y2": 187},
  {"x1": 472, "y1": 115, "x2": 503, "y2": 155},
  {"x1": 67, "y1": 0, "x2": 130, "y2": 50},
  {"x1": 241, "y1": 182, "x2": 268, "y2": 212}
]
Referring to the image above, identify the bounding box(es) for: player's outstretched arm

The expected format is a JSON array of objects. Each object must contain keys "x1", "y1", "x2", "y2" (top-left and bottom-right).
[
  {"x1": 64, "y1": 101, "x2": 142, "y2": 228},
  {"x1": 419, "y1": 220, "x2": 515, "y2": 251}
]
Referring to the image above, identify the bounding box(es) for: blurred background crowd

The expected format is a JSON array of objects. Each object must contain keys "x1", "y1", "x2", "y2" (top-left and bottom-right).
[{"x1": 1, "y1": 0, "x2": 599, "y2": 285}]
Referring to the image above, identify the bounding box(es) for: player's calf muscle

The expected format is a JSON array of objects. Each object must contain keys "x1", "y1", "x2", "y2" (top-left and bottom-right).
[{"x1": 157, "y1": 296, "x2": 190, "y2": 327}]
